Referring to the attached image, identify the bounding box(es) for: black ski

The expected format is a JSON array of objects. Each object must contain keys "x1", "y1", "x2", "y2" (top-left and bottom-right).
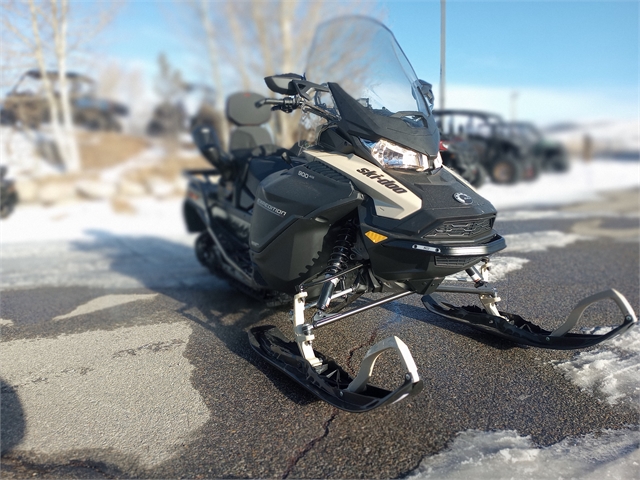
[
  {"x1": 423, "y1": 294, "x2": 636, "y2": 350},
  {"x1": 248, "y1": 326, "x2": 423, "y2": 412}
]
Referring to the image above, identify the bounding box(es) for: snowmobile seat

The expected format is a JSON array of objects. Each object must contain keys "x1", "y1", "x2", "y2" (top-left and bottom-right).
[
  {"x1": 227, "y1": 91, "x2": 278, "y2": 157},
  {"x1": 226, "y1": 91, "x2": 297, "y2": 201},
  {"x1": 191, "y1": 124, "x2": 236, "y2": 180}
]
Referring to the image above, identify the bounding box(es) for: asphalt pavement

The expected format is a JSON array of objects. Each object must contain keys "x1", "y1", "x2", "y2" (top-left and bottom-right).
[{"x1": 1, "y1": 189, "x2": 638, "y2": 479}]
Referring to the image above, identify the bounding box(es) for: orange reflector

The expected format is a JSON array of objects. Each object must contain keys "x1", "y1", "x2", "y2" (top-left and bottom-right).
[{"x1": 365, "y1": 231, "x2": 387, "y2": 243}]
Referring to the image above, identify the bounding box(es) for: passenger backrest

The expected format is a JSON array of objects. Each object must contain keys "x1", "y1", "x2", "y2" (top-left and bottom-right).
[{"x1": 226, "y1": 92, "x2": 273, "y2": 152}]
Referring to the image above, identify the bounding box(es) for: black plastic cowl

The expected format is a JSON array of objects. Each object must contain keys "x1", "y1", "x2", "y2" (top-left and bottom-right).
[{"x1": 328, "y1": 82, "x2": 440, "y2": 158}]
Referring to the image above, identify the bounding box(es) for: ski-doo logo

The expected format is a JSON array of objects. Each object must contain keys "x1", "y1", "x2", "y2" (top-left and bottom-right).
[
  {"x1": 356, "y1": 168, "x2": 407, "y2": 194},
  {"x1": 257, "y1": 198, "x2": 287, "y2": 217},
  {"x1": 453, "y1": 192, "x2": 473, "y2": 205}
]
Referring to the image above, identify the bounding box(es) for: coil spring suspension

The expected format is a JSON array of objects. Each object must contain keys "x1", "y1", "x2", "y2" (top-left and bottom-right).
[{"x1": 317, "y1": 223, "x2": 355, "y2": 311}]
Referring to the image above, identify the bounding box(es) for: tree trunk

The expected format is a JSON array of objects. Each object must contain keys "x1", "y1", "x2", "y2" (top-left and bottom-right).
[
  {"x1": 54, "y1": 0, "x2": 80, "y2": 171},
  {"x1": 27, "y1": 0, "x2": 80, "y2": 172},
  {"x1": 199, "y1": 0, "x2": 228, "y2": 150},
  {"x1": 277, "y1": 0, "x2": 296, "y2": 147}
]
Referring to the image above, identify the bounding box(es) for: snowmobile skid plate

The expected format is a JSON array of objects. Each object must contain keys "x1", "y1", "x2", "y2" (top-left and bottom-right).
[
  {"x1": 423, "y1": 289, "x2": 637, "y2": 350},
  {"x1": 248, "y1": 325, "x2": 423, "y2": 412}
]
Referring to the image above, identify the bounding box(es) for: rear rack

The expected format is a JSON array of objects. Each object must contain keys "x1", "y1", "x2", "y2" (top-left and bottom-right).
[{"x1": 183, "y1": 168, "x2": 220, "y2": 183}]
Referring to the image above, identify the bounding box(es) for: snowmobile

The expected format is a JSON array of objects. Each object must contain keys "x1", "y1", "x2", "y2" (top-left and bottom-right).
[{"x1": 183, "y1": 17, "x2": 637, "y2": 412}]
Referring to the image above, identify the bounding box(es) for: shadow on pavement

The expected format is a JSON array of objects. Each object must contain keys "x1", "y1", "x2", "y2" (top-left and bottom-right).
[
  {"x1": 69, "y1": 229, "x2": 318, "y2": 408},
  {"x1": 381, "y1": 300, "x2": 520, "y2": 351},
  {"x1": 1, "y1": 379, "x2": 25, "y2": 455}
]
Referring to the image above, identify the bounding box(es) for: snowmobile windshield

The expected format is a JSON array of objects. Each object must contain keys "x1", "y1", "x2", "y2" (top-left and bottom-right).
[{"x1": 305, "y1": 16, "x2": 431, "y2": 121}]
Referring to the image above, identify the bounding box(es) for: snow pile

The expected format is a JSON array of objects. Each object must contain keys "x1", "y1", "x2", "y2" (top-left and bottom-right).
[
  {"x1": 554, "y1": 328, "x2": 640, "y2": 408},
  {"x1": 446, "y1": 256, "x2": 529, "y2": 283},
  {"x1": 407, "y1": 429, "x2": 640, "y2": 480},
  {"x1": 0, "y1": 198, "x2": 189, "y2": 244},
  {"x1": 546, "y1": 119, "x2": 640, "y2": 157},
  {"x1": 480, "y1": 158, "x2": 640, "y2": 210},
  {"x1": 0, "y1": 127, "x2": 60, "y2": 177},
  {"x1": 502, "y1": 231, "x2": 589, "y2": 253},
  {"x1": 482, "y1": 257, "x2": 530, "y2": 282},
  {"x1": 0, "y1": 125, "x2": 200, "y2": 207}
]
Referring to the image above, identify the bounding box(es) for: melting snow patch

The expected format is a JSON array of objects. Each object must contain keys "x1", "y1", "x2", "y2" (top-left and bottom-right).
[
  {"x1": 446, "y1": 256, "x2": 530, "y2": 283},
  {"x1": 498, "y1": 210, "x2": 639, "y2": 221},
  {"x1": 0, "y1": 198, "x2": 191, "y2": 244},
  {"x1": 407, "y1": 429, "x2": 640, "y2": 480},
  {"x1": 503, "y1": 230, "x2": 589, "y2": 253},
  {"x1": 1, "y1": 235, "x2": 211, "y2": 290},
  {"x1": 483, "y1": 257, "x2": 530, "y2": 282},
  {"x1": 554, "y1": 328, "x2": 640, "y2": 408}
]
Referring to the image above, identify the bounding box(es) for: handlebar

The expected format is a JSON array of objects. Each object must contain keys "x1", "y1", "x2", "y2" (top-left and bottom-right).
[
  {"x1": 255, "y1": 95, "x2": 338, "y2": 122},
  {"x1": 255, "y1": 96, "x2": 300, "y2": 113}
]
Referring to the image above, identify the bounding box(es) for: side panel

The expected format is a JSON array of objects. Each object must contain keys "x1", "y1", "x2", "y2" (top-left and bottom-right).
[
  {"x1": 305, "y1": 150, "x2": 422, "y2": 220},
  {"x1": 251, "y1": 219, "x2": 336, "y2": 293},
  {"x1": 249, "y1": 163, "x2": 363, "y2": 292}
]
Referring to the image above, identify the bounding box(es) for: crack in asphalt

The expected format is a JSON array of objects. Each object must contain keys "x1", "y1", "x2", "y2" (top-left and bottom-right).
[
  {"x1": 281, "y1": 409, "x2": 339, "y2": 479},
  {"x1": 346, "y1": 328, "x2": 379, "y2": 373},
  {"x1": 279, "y1": 299, "x2": 404, "y2": 478},
  {"x1": 345, "y1": 303, "x2": 404, "y2": 374},
  {"x1": 280, "y1": 301, "x2": 402, "y2": 478}
]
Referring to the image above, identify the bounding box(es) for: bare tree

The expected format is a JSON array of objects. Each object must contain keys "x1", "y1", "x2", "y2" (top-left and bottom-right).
[
  {"x1": 154, "y1": 53, "x2": 186, "y2": 106},
  {"x1": 0, "y1": 19, "x2": 34, "y2": 91},
  {"x1": 95, "y1": 61, "x2": 124, "y2": 100},
  {"x1": 1, "y1": 0, "x2": 120, "y2": 172},
  {"x1": 145, "y1": 53, "x2": 189, "y2": 142},
  {"x1": 197, "y1": 0, "x2": 229, "y2": 149},
  {"x1": 94, "y1": 61, "x2": 148, "y2": 134},
  {"x1": 48, "y1": 0, "x2": 80, "y2": 171},
  {"x1": 182, "y1": 0, "x2": 379, "y2": 148}
]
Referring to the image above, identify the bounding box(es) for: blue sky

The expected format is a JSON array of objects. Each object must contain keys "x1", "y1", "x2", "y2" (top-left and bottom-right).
[
  {"x1": 387, "y1": 1, "x2": 638, "y2": 90},
  {"x1": 104, "y1": 0, "x2": 638, "y2": 123}
]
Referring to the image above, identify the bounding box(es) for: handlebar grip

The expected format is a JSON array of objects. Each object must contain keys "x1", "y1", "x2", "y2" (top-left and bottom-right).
[
  {"x1": 255, "y1": 96, "x2": 299, "y2": 113},
  {"x1": 255, "y1": 98, "x2": 281, "y2": 108}
]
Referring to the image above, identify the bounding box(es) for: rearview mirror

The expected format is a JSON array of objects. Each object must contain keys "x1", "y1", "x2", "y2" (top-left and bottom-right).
[
  {"x1": 417, "y1": 79, "x2": 434, "y2": 107},
  {"x1": 264, "y1": 73, "x2": 304, "y2": 95}
]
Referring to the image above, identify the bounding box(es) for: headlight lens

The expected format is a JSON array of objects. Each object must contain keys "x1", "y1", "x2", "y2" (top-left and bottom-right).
[{"x1": 361, "y1": 138, "x2": 442, "y2": 172}]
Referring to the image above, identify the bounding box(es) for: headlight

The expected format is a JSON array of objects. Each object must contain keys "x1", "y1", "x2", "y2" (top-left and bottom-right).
[{"x1": 361, "y1": 138, "x2": 442, "y2": 172}]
